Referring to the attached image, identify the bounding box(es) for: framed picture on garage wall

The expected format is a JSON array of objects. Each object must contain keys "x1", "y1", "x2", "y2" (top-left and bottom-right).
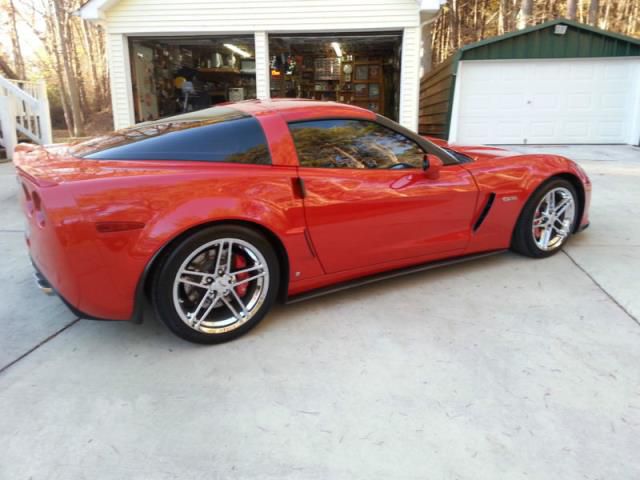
[
  {"x1": 354, "y1": 83, "x2": 368, "y2": 96},
  {"x1": 355, "y1": 65, "x2": 368, "y2": 81}
]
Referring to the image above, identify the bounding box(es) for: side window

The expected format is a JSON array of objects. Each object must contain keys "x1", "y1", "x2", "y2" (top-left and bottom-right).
[
  {"x1": 82, "y1": 115, "x2": 271, "y2": 165},
  {"x1": 289, "y1": 119, "x2": 424, "y2": 169}
]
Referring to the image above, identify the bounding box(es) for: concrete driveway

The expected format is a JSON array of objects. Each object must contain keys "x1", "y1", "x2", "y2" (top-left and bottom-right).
[{"x1": 1, "y1": 145, "x2": 639, "y2": 480}]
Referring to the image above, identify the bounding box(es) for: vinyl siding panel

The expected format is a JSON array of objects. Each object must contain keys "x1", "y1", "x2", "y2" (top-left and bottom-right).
[
  {"x1": 106, "y1": 32, "x2": 134, "y2": 129},
  {"x1": 399, "y1": 26, "x2": 420, "y2": 130},
  {"x1": 105, "y1": 0, "x2": 420, "y2": 34},
  {"x1": 254, "y1": 32, "x2": 269, "y2": 100}
]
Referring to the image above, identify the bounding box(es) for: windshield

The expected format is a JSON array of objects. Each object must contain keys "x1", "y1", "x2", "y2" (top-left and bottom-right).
[{"x1": 443, "y1": 147, "x2": 473, "y2": 164}]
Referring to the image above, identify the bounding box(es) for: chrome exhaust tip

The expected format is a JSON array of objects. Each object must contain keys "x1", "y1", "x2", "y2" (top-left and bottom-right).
[{"x1": 34, "y1": 271, "x2": 55, "y2": 296}]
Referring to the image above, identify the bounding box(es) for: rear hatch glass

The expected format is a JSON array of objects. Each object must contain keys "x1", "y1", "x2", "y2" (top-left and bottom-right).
[{"x1": 69, "y1": 106, "x2": 271, "y2": 164}]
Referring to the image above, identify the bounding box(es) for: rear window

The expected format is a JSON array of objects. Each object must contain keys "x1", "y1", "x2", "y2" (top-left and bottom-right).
[{"x1": 70, "y1": 107, "x2": 271, "y2": 165}]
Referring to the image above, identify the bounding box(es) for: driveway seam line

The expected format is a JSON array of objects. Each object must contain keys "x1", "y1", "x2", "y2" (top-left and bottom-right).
[
  {"x1": 0, "y1": 318, "x2": 81, "y2": 375},
  {"x1": 562, "y1": 250, "x2": 640, "y2": 328}
]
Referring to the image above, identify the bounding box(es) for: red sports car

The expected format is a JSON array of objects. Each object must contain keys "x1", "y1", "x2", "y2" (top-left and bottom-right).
[{"x1": 14, "y1": 100, "x2": 591, "y2": 343}]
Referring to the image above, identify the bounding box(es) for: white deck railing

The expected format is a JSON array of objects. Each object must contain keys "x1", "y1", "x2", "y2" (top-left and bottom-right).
[{"x1": 0, "y1": 76, "x2": 52, "y2": 160}]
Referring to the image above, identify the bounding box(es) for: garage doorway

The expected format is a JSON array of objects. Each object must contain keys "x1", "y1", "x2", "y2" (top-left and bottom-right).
[
  {"x1": 268, "y1": 33, "x2": 402, "y2": 121},
  {"x1": 129, "y1": 36, "x2": 257, "y2": 123}
]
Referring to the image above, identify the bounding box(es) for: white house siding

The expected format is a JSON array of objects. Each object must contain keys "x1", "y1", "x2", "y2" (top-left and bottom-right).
[
  {"x1": 104, "y1": 0, "x2": 419, "y2": 34},
  {"x1": 98, "y1": 0, "x2": 422, "y2": 131},
  {"x1": 106, "y1": 32, "x2": 135, "y2": 129},
  {"x1": 399, "y1": 26, "x2": 421, "y2": 131},
  {"x1": 254, "y1": 32, "x2": 270, "y2": 101}
]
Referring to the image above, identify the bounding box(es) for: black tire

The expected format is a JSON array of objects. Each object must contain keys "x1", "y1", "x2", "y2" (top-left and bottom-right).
[
  {"x1": 512, "y1": 178, "x2": 579, "y2": 258},
  {"x1": 152, "y1": 225, "x2": 280, "y2": 344}
]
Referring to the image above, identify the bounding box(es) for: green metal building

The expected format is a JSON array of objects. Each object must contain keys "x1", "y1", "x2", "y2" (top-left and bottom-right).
[{"x1": 419, "y1": 19, "x2": 640, "y2": 145}]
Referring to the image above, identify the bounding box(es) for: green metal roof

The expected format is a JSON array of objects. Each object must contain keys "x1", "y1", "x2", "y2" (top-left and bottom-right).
[{"x1": 455, "y1": 18, "x2": 640, "y2": 64}]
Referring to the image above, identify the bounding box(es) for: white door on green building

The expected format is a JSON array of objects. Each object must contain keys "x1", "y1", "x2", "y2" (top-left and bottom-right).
[{"x1": 451, "y1": 58, "x2": 640, "y2": 145}]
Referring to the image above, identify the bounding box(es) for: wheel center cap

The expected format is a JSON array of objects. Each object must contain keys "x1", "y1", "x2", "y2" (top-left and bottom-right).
[{"x1": 210, "y1": 275, "x2": 232, "y2": 293}]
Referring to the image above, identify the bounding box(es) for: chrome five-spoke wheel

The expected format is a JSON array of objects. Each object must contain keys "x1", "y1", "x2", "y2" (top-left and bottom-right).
[
  {"x1": 173, "y1": 238, "x2": 269, "y2": 334},
  {"x1": 512, "y1": 179, "x2": 579, "y2": 258},
  {"x1": 153, "y1": 225, "x2": 279, "y2": 343},
  {"x1": 532, "y1": 186, "x2": 576, "y2": 252}
]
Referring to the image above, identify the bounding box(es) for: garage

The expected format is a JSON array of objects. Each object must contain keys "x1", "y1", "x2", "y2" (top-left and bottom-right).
[
  {"x1": 79, "y1": 0, "x2": 441, "y2": 132},
  {"x1": 419, "y1": 19, "x2": 640, "y2": 145}
]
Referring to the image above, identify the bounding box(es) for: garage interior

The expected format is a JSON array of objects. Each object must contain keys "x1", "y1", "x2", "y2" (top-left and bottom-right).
[
  {"x1": 268, "y1": 33, "x2": 403, "y2": 121},
  {"x1": 129, "y1": 36, "x2": 257, "y2": 122}
]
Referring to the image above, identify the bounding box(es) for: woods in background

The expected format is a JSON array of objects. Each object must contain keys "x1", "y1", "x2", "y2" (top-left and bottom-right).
[
  {"x1": 0, "y1": 0, "x2": 109, "y2": 136},
  {"x1": 431, "y1": 0, "x2": 639, "y2": 65}
]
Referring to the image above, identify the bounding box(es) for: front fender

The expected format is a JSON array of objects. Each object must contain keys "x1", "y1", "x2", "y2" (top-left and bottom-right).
[{"x1": 463, "y1": 154, "x2": 590, "y2": 253}]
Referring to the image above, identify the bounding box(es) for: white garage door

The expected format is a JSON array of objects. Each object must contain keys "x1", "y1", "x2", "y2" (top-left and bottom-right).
[{"x1": 451, "y1": 58, "x2": 640, "y2": 145}]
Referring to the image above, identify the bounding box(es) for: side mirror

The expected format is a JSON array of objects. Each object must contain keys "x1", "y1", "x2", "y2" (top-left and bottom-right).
[{"x1": 423, "y1": 154, "x2": 443, "y2": 179}]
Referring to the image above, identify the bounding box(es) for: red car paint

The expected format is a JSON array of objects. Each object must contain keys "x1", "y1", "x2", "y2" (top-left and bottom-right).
[{"x1": 14, "y1": 100, "x2": 591, "y2": 321}]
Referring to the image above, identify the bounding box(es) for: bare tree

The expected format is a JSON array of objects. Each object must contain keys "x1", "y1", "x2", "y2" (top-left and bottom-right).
[
  {"x1": 3, "y1": 0, "x2": 26, "y2": 78},
  {"x1": 588, "y1": 0, "x2": 599, "y2": 24},
  {"x1": 52, "y1": 0, "x2": 85, "y2": 136},
  {"x1": 498, "y1": 0, "x2": 509, "y2": 34},
  {"x1": 517, "y1": 0, "x2": 534, "y2": 29},
  {"x1": 567, "y1": 0, "x2": 578, "y2": 19},
  {"x1": 0, "y1": 54, "x2": 18, "y2": 78}
]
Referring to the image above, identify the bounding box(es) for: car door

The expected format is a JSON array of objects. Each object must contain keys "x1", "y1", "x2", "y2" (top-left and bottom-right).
[{"x1": 288, "y1": 118, "x2": 478, "y2": 274}]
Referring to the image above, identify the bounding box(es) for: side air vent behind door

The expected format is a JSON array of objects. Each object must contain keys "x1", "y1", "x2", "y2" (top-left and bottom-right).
[{"x1": 473, "y1": 193, "x2": 496, "y2": 231}]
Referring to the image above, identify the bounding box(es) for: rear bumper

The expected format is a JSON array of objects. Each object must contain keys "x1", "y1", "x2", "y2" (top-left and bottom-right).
[
  {"x1": 31, "y1": 258, "x2": 144, "y2": 323},
  {"x1": 33, "y1": 267, "x2": 55, "y2": 296}
]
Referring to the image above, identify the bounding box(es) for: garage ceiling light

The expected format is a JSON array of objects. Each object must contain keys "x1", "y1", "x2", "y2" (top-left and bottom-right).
[
  {"x1": 331, "y1": 42, "x2": 343, "y2": 58},
  {"x1": 224, "y1": 43, "x2": 252, "y2": 58}
]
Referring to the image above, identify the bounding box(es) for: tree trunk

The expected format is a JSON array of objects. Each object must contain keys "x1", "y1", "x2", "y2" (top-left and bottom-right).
[
  {"x1": 517, "y1": 0, "x2": 533, "y2": 29},
  {"x1": 479, "y1": 0, "x2": 488, "y2": 40},
  {"x1": 7, "y1": 0, "x2": 26, "y2": 79},
  {"x1": 0, "y1": 55, "x2": 18, "y2": 79},
  {"x1": 567, "y1": 0, "x2": 578, "y2": 19},
  {"x1": 498, "y1": 0, "x2": 509, "y2": 34},
  {"x1": 449, "y1": 0, "x2": 459, "y2": 51},
  {"x1": 52, "y1": 0, "x2": 85, "y2": 137},
  {"x1": 79, "y1": 20, "x2": 104, "y2": 109},
  {"x1": 602, "y1": 0, "x2": 611, "y2": 28},
  {"x1": 588, "y1": 0, "x2": 599, "y2": 24}
]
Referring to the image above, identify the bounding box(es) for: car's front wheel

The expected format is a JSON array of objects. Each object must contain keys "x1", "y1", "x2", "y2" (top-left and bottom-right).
[
  {"x1": 512, "y1": 178, "x2": 579, "y2": 258},
  {"x1": 152, "y1": 225, "x2": 280, "y2": 344}
]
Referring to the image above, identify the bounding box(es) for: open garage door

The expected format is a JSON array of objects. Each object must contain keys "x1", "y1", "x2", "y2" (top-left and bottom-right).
[{"x1": 451, "y1": 58, "x2": 640, "y2": 145}]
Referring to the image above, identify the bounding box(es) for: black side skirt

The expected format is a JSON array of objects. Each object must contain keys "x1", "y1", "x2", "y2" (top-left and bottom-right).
[{"x1": 286, "y1": 249, "x2": 506, "y2": 304}]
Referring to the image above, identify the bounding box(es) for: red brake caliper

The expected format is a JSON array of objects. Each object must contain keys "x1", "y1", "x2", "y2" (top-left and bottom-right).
[{"x1": 233, "y1": 254, "x2": 249, "y2": 297}]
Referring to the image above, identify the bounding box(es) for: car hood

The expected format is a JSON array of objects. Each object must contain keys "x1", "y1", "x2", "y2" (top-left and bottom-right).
[
  {"x1": 425, "y1": 136, "x2": 525, "y2": 163},
  {"x1": 451, "y1": 145, "x2": 520, "y2": 162}
]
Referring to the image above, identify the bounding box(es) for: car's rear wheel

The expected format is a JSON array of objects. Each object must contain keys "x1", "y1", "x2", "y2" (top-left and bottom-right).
[
  {"x1": 512, "y1": 179, "x2": 578, "y2": 258},
  {"x1": 152, "y1": 225, "x2": 280, "y2": 344}
]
